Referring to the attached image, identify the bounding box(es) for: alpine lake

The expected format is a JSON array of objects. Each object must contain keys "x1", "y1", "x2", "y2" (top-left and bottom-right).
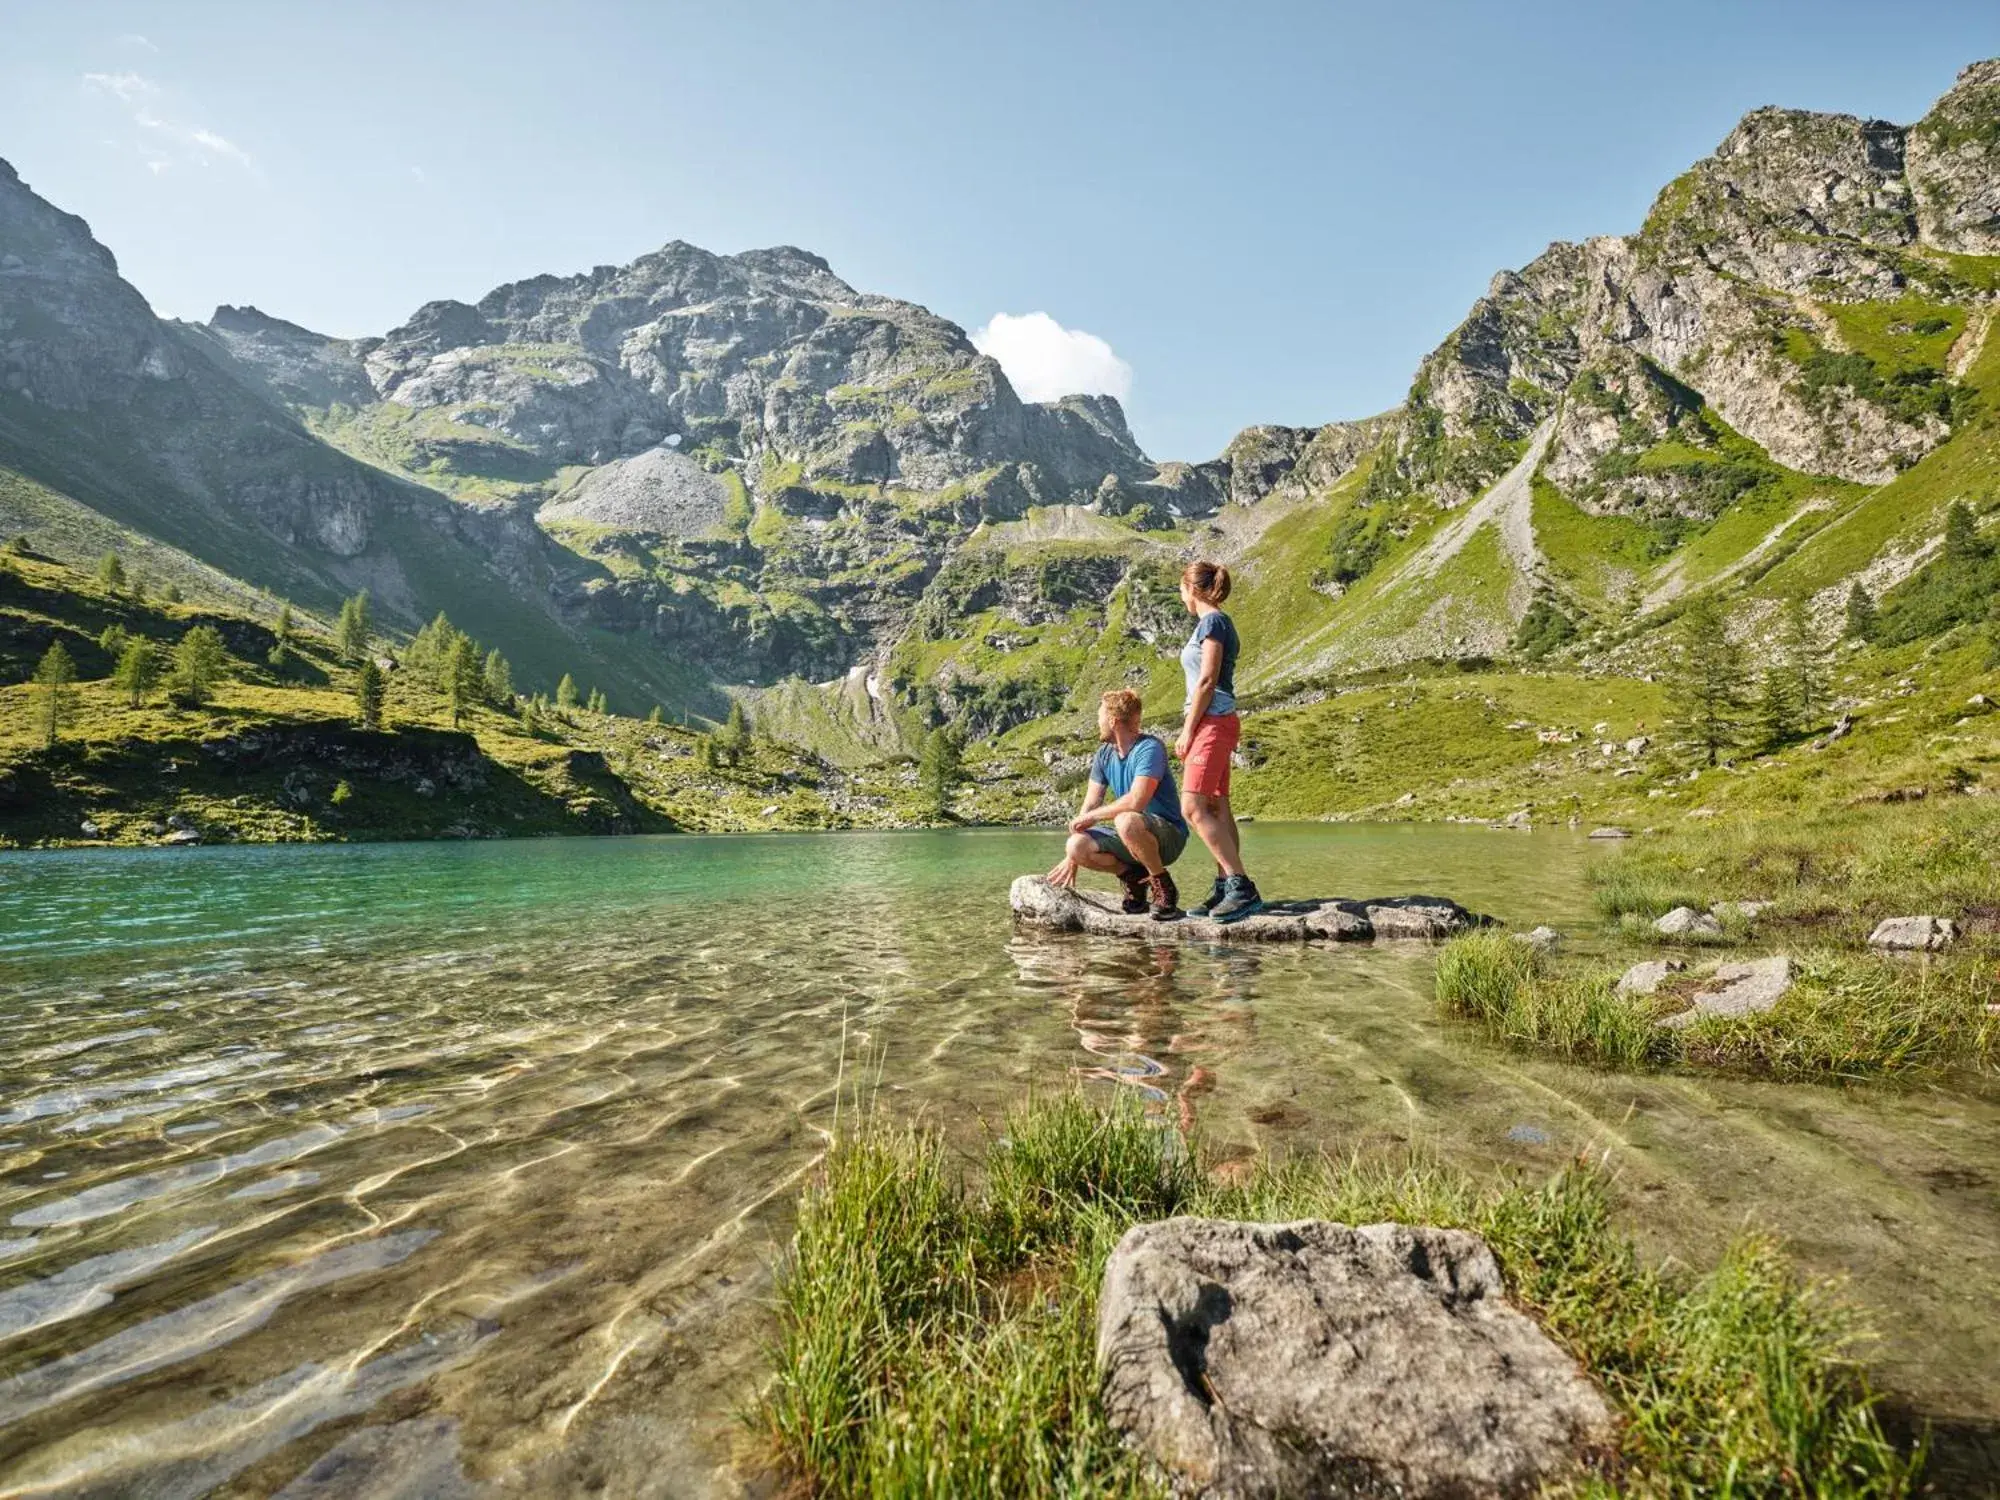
[{"x1": 1, "y1": 825, "x2": 1996, "y2": 1497}]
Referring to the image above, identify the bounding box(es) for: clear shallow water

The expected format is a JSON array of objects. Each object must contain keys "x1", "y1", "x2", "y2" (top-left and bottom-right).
[{"x1": 0, "y1": 827, "x2": 1996, "y2": 1497}]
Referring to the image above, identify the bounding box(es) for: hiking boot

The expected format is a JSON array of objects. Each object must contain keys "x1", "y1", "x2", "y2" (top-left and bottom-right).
[
  {"x1": 1147, "y1": 870, "x2": 1183, "y2": 922},
  {"x1": 1210, "y1": 875, "x2": 1265, "y2": 925},
  {"x1": 1186, "y1": 873, "x2": 1228, "y2": 918},
  {"x1": 1117, "y1": 861, "x2": 1151, "y2": 914}
]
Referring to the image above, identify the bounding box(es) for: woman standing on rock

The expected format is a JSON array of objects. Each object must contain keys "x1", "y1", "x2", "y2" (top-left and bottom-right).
[{"x1": 1174, "y1": 561, "x2": 1263, "y2": 923}]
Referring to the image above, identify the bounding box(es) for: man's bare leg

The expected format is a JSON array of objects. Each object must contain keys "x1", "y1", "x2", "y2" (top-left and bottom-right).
[{"x1": 1110, "y1": 810, "x2": 1164, "y2": 874}]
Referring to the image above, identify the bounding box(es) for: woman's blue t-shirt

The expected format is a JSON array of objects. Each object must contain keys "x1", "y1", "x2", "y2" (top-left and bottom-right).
[
  {"x1": 1089, "y1": 735, "x2": 1187, "y2": 831},
  {"x1": 1181, "y1": 609, "x2": 1239, "y2": 716}
]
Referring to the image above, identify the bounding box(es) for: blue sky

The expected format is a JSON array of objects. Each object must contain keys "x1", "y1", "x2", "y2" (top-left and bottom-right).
[{"x1": 2, "y1": 1, "x2": 1995, "y2": 459}]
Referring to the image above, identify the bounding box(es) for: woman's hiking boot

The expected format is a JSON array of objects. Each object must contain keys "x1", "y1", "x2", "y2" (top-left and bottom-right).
[
  {"x1": 1118, "y1": 861, "x2": 1151, "y2": 914},
  {"x1": 1186, "y1": 872, "x2": 1228, "y2": 918},
  {"x1": 1146, "y1": 870, "x2": 1183, "y2": 922},
  {"x1": 1210, "y1": 875, "x2": 1264, "y2": 924}
]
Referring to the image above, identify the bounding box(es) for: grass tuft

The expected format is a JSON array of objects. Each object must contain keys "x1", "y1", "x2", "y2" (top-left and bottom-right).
[{"x1": 756, "y1": 1094, "x2": 1919, "y2": 1497}]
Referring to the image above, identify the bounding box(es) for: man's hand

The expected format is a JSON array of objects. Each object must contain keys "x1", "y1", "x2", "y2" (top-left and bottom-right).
[
  {"x1": 1068, "y1": 810, "x2": 1100, "y2": 835},
  {"x1": 1172, "y1": 731, "x2": 1194, "y2": 762},
  {"x1": 1046, "y1": 856, "x2": 1079, "y2": 888}
]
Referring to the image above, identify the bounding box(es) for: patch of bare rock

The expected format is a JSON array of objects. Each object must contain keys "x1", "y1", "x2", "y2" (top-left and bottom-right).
[{"x1": 1096, "y1": 1217, "x2": 1615, "y2": 1498}]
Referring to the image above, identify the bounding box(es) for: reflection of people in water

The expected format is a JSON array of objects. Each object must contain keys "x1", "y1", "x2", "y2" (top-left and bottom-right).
[{"x1": 1007, "y1": 933, "x2": 1260, "y2": 1133}]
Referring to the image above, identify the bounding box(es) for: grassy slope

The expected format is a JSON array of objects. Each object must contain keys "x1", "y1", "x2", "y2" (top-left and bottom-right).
[{"x1": 0, "y1": 553, "x2": 929, "y2": 846}]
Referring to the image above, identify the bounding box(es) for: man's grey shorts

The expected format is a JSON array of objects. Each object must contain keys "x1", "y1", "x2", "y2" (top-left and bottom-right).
[{"x1": 1085, "y1": 813, "x2": 1187, "y2": 868}]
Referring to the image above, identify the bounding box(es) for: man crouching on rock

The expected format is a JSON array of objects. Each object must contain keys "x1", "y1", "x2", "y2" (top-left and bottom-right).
[{"x1": 1046, "y1": 689, "x2": 1187, "y2": 920}]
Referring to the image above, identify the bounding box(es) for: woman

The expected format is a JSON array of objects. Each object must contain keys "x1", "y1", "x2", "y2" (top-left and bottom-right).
[{"x1": 1173, "y1": 560, "x2": 1263, "y2": 922}]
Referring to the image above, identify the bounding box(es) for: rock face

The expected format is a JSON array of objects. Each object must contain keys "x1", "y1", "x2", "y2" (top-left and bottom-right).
[
  {"x1": 1658, "y1": 955, "x2": 1794, "y2": 1029},
  {"x1": 1097, "y1": 1218, "x2": 1616, "y2": 1499},
  {"x1": 1009, "y1": 876, "x2": 1487, "y2": 944},
  {"x1": 1867, "y1": 915, "x2": 1960, "y2": 951}
]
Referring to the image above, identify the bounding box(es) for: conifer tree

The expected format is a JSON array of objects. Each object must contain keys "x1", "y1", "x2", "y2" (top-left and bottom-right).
[
  {"x1": 1779, "y1": 596, "x2": 1829, "y2": 729},
  {"x1": 519, "y1": 696, "x2": 540, "y2": 735},
  {"x1": 98, "y1": 623, "x2": 130, "y2": 655},
  {"x1": 355, "y1": 658, "x2": 386, "y2": 730},
  {"x1": 588, "y1": 687, "x2": 608, "y2": 715},
  {"x1": 34, "y1": 641, "x2": 77, "y2": 748},
  {"x1": 918, "y1": 725, "x2": 966, "y2": 819},
  {"x1": 646, "y1": 705, "x2": 663, "y2": 726},
  {"x1": 168, "y1": 625, "x2": 228, "y2": 707},
  {"x1": 161, "y1": 581, "x2": 183, "y2": 604},
  {"x1": 445, "y1": 635, "x2": 482, "y2": 726},
  {"x1": 696, "y1": 734, "x2": 717, "y2": 770},
  {"x1": 556, "y1": 673, "x2": 580, "y2": 711},
  {"x1": 335, "y1": 591, "x2": 373, "y2": 662},
  {"x1": 114, "y1": 636, "x2": 160, "y2": 707},
  {"x1": 1844, "y1": 581, "x2": 1877, "y2": 641},
  {"x1": 1667, "y1": 597, "x2": 1747, "y2": 766},
  {"x1": 1753, "y1": 667, "x2": 1799, "y2": 751},
  {"x1": 1944, "y1": 499, "x2": 1985, "y2": 563},
  {"x1": 482, "y1": 649, "x2": 513, "y2": 705},
  {"x1": 269, "y1": 601, "x2": 296, "y2": 667},
  {"x1": 95, "y1": 551, "x2": 127, "y2": 593}
]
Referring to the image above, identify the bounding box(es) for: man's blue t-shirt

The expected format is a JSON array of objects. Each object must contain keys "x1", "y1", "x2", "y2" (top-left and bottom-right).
[{"x1": 1090, "y1": 734, "x2": 1187, "y2": 831}]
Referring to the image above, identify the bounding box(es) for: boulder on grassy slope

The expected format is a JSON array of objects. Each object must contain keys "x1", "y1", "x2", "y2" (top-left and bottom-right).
[
  {"x1": 1009, "y1": 877, "x2": 1488, "y2": 944},
  {"x1": 1867, "y1": 916, "x2": 1959, "y2": 951},
  {"x1": 1097, "y1": 1217, "x2": 1616, "y2": 1499}
]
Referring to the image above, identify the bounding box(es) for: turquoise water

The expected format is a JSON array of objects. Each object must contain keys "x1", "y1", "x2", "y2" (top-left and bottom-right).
[{"x1": 0, "y1": 827, "x2": 1995, "y2": 1496}]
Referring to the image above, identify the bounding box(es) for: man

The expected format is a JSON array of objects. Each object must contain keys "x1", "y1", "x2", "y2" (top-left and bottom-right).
[{"x1": 1045, "y1": 688, "x2": 1186, "y2": 920}]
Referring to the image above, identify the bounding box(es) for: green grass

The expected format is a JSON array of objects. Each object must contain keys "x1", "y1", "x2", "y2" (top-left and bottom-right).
[
  {"x1": 1436, "y1": 931, "x2": 1997, "y2": 1080},
  {"x1": 1588, "y1": 799, "x2": 2000, "y2": 936},
  {"x1": 757, "y1": 1093, "x2": 1919, "y2": 1498}
]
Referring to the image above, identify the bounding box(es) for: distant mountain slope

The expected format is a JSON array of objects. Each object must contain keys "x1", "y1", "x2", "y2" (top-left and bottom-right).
[{"x1": 3, "y1": 57, "x2": 1996, "y2": 744}]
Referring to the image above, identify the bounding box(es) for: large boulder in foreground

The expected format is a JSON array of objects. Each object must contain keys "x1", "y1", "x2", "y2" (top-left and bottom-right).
[
  {"x1": 1097, "y1": 1218, "x2": 1616, "y2": 1498},
  {"x1": 1009, "y1": 876, "x2": 1487, "y2": 943}
]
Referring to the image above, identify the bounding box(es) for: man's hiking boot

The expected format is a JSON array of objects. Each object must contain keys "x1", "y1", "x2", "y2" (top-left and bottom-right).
[
  {"x1": 1118, "y1": 861, "x2": 1151, "y2": 914},
  {"x1": 1210, "y1": 875, "x2": 1265, "y2": 925},
  {"x1": 1147, "y1": 870, "x2": 1183, "y2": 922},
  {"x1": 1186, "y1": 873, "x2": 1228, "y2": 918}
]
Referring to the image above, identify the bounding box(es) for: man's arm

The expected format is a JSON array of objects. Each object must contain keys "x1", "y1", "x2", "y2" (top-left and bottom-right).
[
  {"x1": 1048, "y1": 777, "x2": 1108, "y2": 886},
  {"x1": 1071, "y1": 775, "x2": 1159, "y2": 832}
]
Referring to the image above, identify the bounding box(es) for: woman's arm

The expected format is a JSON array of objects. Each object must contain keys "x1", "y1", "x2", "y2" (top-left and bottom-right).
[{"x1": 1176, "y1": 638, "x2": 1224, "y2": 759}]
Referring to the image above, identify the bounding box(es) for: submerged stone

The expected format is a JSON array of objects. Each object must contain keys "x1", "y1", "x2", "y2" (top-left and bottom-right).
[
  {"x1": 1097, "y1": 1217, "x2": 1615, "y2": 1499},
  {"x1": 1009, "y1": 877, "x2": 1487, "y2": 944}
]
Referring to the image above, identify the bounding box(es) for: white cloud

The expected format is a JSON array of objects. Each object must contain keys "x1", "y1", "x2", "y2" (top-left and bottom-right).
[
  {"x1": 83, "y1": 71, "x2": 255, "y2": 175},
  {"x1": 115, "y1": 33, "x2": 160, "y2": 52},
  {"x1": 971, "y1": 311, "x2": 1133, "y2": 405}
]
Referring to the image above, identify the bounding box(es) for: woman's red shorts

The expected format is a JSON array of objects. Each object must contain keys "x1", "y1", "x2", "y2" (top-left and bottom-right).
[{"x1": 1182, "y1": 712, "x2": 1240, "y2": 798}]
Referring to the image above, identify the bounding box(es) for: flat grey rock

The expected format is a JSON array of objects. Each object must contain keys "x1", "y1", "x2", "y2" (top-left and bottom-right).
[
  {"x1": 1659, "y1": 955, "x2": 1793, "y2": 1030},
  {"x1": 1009, "y1": 877, "x2": 1487, "y2": 944},
  {"x1": 1514, "y1": 925, "x2": 1563, "y2": 951},
  {"x1": 1615, "y1": 958, "x2": 1687, "y2": 996},
  {"x1": 1097, "y1": 1217, "x2": 1615, "y2": 1499},
  {"x1": 1654, "y1": 905, "x2": 1723, "y2": 939},
  {"x1": 1867, "y1": 915, "x2": 1958, "y2": 951},
  {"x1": 1587, "y1": 826, "x2": 1631, "y2": 839}
]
